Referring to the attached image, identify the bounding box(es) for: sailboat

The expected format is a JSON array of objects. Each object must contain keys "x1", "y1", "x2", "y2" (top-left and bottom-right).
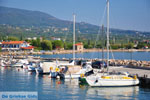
[
  {"x1": 85, "y1": 0, "x2": 139, "y2": 87},
  {"x1": 58, "y1": 14, "x2": 93, "y2": 79}
]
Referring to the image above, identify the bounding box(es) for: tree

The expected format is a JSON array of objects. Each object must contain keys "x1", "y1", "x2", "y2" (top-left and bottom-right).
[
  {"x1": 52, "y1": 40, "x2": 63, "y2": 49},
  {"x1": 36, "y1": 38, "x2": 41, "y2": 47},
  {"x1": 31, "y1": 40, "x2": 38, "y2": 47},
  {"x1": 41, "y1": 40, "x2": 52, "y2": 50},
  {"x1": 8, "y1": 36, "x2": 19, "y2": 41},
  {"x1": 20, "y1": 33, "x2": 23, "y2": 40},
  {"x1": 110, "y1": 44, "x2": 119, "y2": 49},
  {"x1": 124, "y1": 43, "x2": 134, "y2": 49},
  {"x1": 65, "y1": 43, "x2": 73, "y2": 50},
  {"x1": 136, "y1": 42, "x2": 146, "y2": 49},
  {"x1": 96, "y1": 43, "x2": 102, "y2": 48}
]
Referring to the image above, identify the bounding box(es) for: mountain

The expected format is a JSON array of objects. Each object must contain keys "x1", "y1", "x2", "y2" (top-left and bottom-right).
[
  {"x1": 0, "y1": 6, "x2": 149, "y2": 41},
  {"x1": 0, "y1": 6, "x2": 68, "y2": 27},
  {"x1": 0, "y1": 6, "x2": 98, "y2": 30}
]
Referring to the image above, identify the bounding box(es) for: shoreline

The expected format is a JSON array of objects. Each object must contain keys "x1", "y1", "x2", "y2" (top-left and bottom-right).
[
  {"x1": 0, "y1": 48, "x2": 150, "y2": 55},
  {"x1": 32, "y1": 48, "x2": 150, "y2": 55}
]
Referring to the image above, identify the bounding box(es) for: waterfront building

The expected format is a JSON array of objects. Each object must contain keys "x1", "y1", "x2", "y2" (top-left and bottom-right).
[
  {"x1": 0, "y1": 41, "x2": 34, "y2": 51},
  {"x1": 51, "y1": 37, "x2": 61, "y2": 41},
  {"x1": 75, "y1": 43, "x2": 83, "y2": 51}
]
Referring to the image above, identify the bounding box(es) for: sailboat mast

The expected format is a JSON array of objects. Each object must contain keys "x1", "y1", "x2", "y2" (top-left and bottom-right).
[
  {"x1": 106, "y1": 0, "x2": 109, "y2": 72},
  {"x1": 101, "y1": 25, "x2": 104, "y2": 70},
  {"x1": 73, "y1": 14, "x2": 76, "y2": 63}
]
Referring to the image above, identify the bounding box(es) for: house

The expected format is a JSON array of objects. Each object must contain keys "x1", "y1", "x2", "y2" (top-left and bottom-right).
[
  {"x1": 21, "y1": 46, "x2": 34, "y2": 51},
  {"x1": 0, "y1": 41, "x2": 34, "y2": 51},
  {"x1": 51, "y1": 37, "x2": 61, "y2": 41},
  {"x1": 144, "y1": 46, "x2": 149, "y2": 49},
  {"x1": 75, "y1": 43, "x2": 84, "y2": 51}
]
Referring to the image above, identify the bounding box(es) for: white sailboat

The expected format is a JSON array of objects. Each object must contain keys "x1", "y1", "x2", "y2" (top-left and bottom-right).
[
  {"x1": 59, "y1": 14, "x2": 93, "y2": 79},
  {"x1": 86, "y1": 0, "x2": 139, "y2": 87}
]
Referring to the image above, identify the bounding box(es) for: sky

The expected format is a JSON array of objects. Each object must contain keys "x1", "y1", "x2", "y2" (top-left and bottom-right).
[{"x1": 0, "y1": 0, "x2": 150, "y2": 32}]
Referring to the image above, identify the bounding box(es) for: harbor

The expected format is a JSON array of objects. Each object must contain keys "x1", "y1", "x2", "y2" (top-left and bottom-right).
[
  {"x1": 1, "y1": 53, "x2": 150, "y2": 87},
  {"x1": 0, "y1": 0, "x2": 150, "y2": 99},
  {"x1": 1, "y1": 68, "x2": 149, "y2": 100},
  {"x1": 0, "y1": 58, "x2": 150, "y2": 100}
]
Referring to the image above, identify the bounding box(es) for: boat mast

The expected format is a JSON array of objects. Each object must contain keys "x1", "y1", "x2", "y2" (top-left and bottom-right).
[
  {"x1": 101, "y1": 24, "x2": 104, "y2": 71},
  {"x1": 73, "y1": 14, "x2": 76, "y2": 64},
  {"x1": 106, "y1": 0, "x2": 109, "y2": 72}
]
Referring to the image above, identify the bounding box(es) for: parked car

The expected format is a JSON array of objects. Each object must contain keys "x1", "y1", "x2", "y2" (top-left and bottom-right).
[{"x1": 92, "y1": 61, "x2": 107, "y2": 69}]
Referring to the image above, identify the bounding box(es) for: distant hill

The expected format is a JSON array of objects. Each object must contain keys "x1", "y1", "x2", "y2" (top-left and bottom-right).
[
  {"x1": 0, "y1": 6, "x2": 69, "y2": 27},
  {"x1": 0, "y1": 6, "x2": 149, "y2": 40},
  {"x1": 0, "y1": 6, "x2": 98, "y2": 31}
]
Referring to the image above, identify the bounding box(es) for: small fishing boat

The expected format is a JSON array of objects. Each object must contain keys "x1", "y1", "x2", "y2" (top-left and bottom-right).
[
  {"x1": 27, "y1": 62, "x2": 36, "y2": 71},
  {"x1": 57, "y1": 15, "x2": 93, "y2": 79},
  {"x1": 11, "y1": 59, "x2": 29, "y2": 67},
  {"x1": 35, "y1": 62, "x2": 44, "y2": 74},
  {"x1": 35, "y1": 61, "x2": 59, "y2": 78},
  {"x1": 0, "y1": 59, "x2": 6, "y2": 67},
  {"x1": 59, "y1": 62, "x2": 93, "y2": 79}
]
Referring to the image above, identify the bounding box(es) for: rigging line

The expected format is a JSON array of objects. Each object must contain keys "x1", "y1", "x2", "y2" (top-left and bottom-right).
[
  {"x1": 91, "y1": 4, "x2": 107, "y2": 59},
  {"x1": 108, "y1": 27, "x2": 115, "y2": 61},
  {"x1": 108, "y1": 4, "x2": 121, "y2": 62},
  {"x1": 110, "y1": 44, "x2": 115, "y2": 61}
]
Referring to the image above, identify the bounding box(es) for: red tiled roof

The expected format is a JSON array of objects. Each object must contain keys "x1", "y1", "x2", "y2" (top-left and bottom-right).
[
  {"x1": 1, "y1": 41, "x2": 24, "y2": 44},
  {"x1": 75, "y1": 43, "x2": 83, "y2": 46},
  {"x1": 21, "y1": 46, "x2": 34, "y2": 50}
]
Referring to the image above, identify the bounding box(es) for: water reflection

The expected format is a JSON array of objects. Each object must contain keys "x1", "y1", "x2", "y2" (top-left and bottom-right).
[
  {"x1": 86, "y1": 86, "x2": 139, "y2": 100},
  {"x1": 64, "y1": 79, "x2": 79, "y2": 87}
]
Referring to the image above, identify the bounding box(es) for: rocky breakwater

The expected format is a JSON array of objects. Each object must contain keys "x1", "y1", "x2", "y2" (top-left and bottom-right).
[{"x1": 109, "y1": 59, "x2": 150, "y2": 69}]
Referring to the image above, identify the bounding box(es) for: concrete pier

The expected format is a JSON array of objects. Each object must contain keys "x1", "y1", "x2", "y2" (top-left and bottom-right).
[
  {"x1": 109, "y1": 66, "x2": 150, "y2": 87},
  {"x1": 109, "y1": 66, "x2": 150, "y2": 78}
]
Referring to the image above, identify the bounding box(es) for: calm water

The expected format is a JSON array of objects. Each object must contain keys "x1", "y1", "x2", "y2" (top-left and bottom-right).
[
  {"x1": 1, "y1": 67, "x2": 150, "y2": 100},
  {"x1": 36, "y1": 51, "x2": 150, "y2": 61}
]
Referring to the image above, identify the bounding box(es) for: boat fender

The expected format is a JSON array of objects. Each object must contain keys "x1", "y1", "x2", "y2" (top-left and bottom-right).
[
  {"x1": 80, "y1": 74, "x2": 84, "y2": 77},
  {"x1": 133, "y1": 75, "x2": 137, "y2": 80},
  {"x1": 50, "y1": 67, "x2": 53, "y2": 71},
  {"x1": 55, "y1": 68, "x2": 59, "y2": 72}
]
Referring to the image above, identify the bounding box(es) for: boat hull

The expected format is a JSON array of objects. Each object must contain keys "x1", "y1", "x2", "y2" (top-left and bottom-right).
[
  {"x1": 79, "y1": 77, "x2": 88, "y2": 85},
  {"x1": 86, "y1": 77, "x2": 139, "y2": 87},
  {"x1": 59, "y1": 74, "x2": 81, "y2": 79},
  {"x1": 28, "y1": 66, "x2": 35, "y2": 71}
]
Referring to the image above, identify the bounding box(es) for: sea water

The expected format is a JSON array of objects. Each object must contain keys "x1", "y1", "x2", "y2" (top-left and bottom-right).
[
  {"x1": 0, "y1": 67, "x2": 150, "y2": 100},
  {"x1": 36, "y1": 51, "x2": 150, "y2": 61}
]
